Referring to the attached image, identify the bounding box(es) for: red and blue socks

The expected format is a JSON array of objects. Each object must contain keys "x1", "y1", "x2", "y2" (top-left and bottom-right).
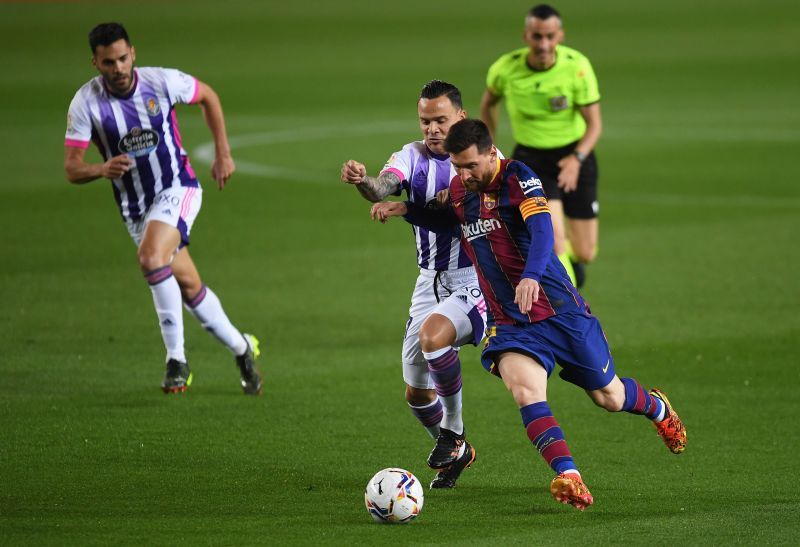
[
  {"x1": 620, "y1": 377, "x2": 666, "y2": 422},
  {"x1": 521, "y1": 401, "x2": 579, "y2": 476}
]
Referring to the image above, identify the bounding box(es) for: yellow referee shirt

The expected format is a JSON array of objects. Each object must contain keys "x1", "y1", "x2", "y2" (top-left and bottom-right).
[{"x1": 486, "y1": 44, "x2": 600, "y2": 149}]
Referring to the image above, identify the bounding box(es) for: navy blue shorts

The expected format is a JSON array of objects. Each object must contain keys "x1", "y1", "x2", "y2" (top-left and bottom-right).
[{"x1": 481, "y1": 312, "x2": 615, "y2": 391}]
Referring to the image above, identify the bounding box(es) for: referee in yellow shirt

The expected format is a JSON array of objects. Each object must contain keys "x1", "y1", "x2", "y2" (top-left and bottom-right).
[{"x1": 480, "y1": 4, "x2": 602, "y2": 288}]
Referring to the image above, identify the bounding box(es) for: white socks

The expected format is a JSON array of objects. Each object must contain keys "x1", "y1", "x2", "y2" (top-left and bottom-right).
[
  {"x1": 185, "y1": 285, "x2": 247, "y2": 356},
  {"x1": 145, "y1": 266, "x2": 185, "y2": 363}
]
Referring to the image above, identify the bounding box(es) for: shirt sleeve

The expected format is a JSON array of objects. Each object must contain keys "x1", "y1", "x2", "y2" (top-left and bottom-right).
[
  {"x1": 64, "y1": 93, "x2": 92, "y2": 149},
  {"x1": 507, "y1": 162, "x2": 553, "y2": 281},
  {"x1": 379, "y1": 146, "x2": 413, "y2": 195},
  {"x1": 574, "y1": 55, "x2": 600, "y2": 106},
  {"x1": 521, "y1": 212, "x2": 554, "y2": 282},
  {"x1": 486, "y1": 57, "x2": 506, "y2": 97},
  {"x1": 402, "y1": 200, "x2": 460, "y2": 235},
  {"x1": 162, "y1": 68, "x2": 200, "y2": 105}
]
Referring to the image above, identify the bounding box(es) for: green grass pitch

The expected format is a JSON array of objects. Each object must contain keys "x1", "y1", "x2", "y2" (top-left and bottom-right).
[{"x1": 1, "y1": 1, "x2": 799, "y2": 544}]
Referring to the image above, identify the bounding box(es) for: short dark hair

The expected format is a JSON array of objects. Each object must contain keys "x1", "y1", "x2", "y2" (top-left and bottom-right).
[
  {"x1": 89, "y1": 22, "x2": 130, "y2": 53},
  {"x1": 444, "y1": 119, "x2": 494, "y2": 155},
  {"x1": 420, "y1": 80, "x2": 463, "y2": 110},
  {"x1": 528, "y1": 4, "x2": 561, "y2": 21}
]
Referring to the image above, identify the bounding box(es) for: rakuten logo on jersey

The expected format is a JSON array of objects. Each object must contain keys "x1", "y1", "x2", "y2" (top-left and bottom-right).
[
  {"x1": 519, "y1": 176, "x2": 542, "y2": 194},
  {"x1": 462, "y1": 218, "x2": 501, "y2": 241}
]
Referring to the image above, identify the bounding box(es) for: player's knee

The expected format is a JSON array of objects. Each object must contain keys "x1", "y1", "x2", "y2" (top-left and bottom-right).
[
  {"x1": 573, "y1": 243, "x2": 597, "y2": 264},
  {"x1": 508, "y1": 384, "x2": 544, "y2": 407},
  {"x1": 418, "y1": 322, "x2": 455, "y2": 353},
  {"x1": 589, "y1": 390, "x2": 623, "y2": 412},
  {"x1": 137, "y1": 247, "x2": 169, "y2": 273},
  {"x1": 553, "y1": 236, "x2": 569, "y2": 256},
  {"x1": 405, "y1": 385, "x2": 436, "y2": 405}
]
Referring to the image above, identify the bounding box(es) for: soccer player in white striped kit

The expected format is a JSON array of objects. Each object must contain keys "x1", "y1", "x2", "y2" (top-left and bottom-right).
[
  {"x1": 341, "y1": 81, "x2": 488, "y2": 488},
  {"x1": 63, "y1": 23, "x2": 262, "y2": 395}
]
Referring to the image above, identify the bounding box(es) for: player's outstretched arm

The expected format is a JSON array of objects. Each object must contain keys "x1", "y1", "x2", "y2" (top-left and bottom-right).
[
  {"x1": 195, "y1": 80, "x2": 235, "y2": 190},
  {"x1": 370, "y1": 201, "x2": 407, "y2": 223},
  {"x1": 340, "y1": 160, "x2": 401, "y2": 203},
  {"x1": 64, "y1": 146, "x2": 132, "y2": 184},
  {"x1": 400, "y1": 200, "x2": 459, "y2": 234}
]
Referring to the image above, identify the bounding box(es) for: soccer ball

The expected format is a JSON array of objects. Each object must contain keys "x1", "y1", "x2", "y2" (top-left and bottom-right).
[{"x1": 364, "y1": 468, "x2": 424, "y2": 523}]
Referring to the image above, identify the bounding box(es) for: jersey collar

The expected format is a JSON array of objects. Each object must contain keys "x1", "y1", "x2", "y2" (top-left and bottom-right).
[
  {"x1": 525, "y1": 45, "x2": 560, "y2": 73},
  {"x1": 103, "y1": 69, "x2": 139, "y2": 100},
  {"x1": 424, "y1": 143, "x2": 450, "y2": 161},
  {"x1": 480, "y1": 158, "x2": 503, "y2": 193}
]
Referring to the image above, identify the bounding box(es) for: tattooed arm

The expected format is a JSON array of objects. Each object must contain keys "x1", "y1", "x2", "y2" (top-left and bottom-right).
[{"x1": 340, "y1": 160, "x2": 402, "y2": 203}]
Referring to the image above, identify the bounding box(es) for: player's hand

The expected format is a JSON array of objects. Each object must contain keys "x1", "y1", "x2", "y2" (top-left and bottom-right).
[
  {"x1": 101, "y1": 154, "x2": 133, "y2": 179},
  {"x1": 370, "y1": 201, "x2": 407, "y2": 223},
  {"x1": 212, "y1": 154, "x2": 235, "y2": 190},
  {"x1": 434, "y1": 188, "x2": 450, "y2": 208},
  {"x1": 557, "y1": 155, "x2": 581, "y2": 193},
  {"x1": 341, "y1": 160, "x2": 367, "y2": 185},
  {"x1": 514, "y1": 278, "x2": 540, "y2": 313}
]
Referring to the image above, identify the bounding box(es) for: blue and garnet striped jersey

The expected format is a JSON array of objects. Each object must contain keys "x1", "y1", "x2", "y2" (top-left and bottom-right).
[{"x1": 405, "y1": 158, "x2": 589, "y2": 326}]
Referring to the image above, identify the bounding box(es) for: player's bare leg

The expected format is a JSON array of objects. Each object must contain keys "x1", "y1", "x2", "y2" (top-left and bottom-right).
[
  {"x1": 548, "y1": 200, "x2": 577, "y2": 286},
  {"x1": 565, "y1": 217, "x2": 597, "y2": 289},
  {"x1": 497, "y1": 352, "x2": 593, "y2": 510},
  {"x1": 138, "y1": 221, "x2": 190, "y2": 392},
  {"x1": 586, "y1": 376, "x2": 625, "y2": 412},
  {"x1": 172, "y1": 247, "x2": 263, "y2": 395},
  {"x1": 170, "y1": 247, "x2": 203, "y2": 301},
  {"x1": 567, "y1": 217, "x2": 598, "y2": 264}
]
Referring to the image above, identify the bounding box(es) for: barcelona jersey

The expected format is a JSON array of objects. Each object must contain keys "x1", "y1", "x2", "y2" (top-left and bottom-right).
[{"x1": 446, "y1": 159, "x2": 589, "y2": 326}]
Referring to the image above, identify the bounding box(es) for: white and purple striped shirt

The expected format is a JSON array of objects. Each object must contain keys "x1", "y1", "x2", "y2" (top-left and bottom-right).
[
  {"x1": 65, "y1": 67, "x2": 201, "y2": 221},
  {"x1": 381, "y1": 141, "x2": 472, "y2": 271}
]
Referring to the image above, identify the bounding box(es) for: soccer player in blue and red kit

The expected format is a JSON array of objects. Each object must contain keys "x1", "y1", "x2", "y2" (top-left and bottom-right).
[
  {"x1": 64, "y1": 23, "x2": 262, "y2": 395},
  {"x1": 371, "y1": 119, "x2": 686, "y2": 511}
]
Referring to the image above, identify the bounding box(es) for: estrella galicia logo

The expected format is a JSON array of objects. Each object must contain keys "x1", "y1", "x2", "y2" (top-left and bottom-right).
[
  {"x1": 144, "y1": 95, "x2": 161, "y2": 117},
  {"x1": 118, "y1": 126, "x2": 159, "y2": 157}
]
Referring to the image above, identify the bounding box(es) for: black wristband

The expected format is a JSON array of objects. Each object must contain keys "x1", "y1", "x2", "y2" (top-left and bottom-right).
[{"x1": 572, "y1": 150, "x2": 587, "y2": 163}]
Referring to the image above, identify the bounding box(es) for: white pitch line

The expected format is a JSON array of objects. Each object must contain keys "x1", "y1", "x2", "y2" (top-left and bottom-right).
[
  {"x1": 192, "y1": 121, "x2": 800, "y2": 209},
  {"x1": 193, "y1": 121, "x2": 410, "y2": 182}
]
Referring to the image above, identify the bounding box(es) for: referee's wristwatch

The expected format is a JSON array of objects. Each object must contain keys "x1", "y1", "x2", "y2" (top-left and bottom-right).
[{"x1": 572, "y1": 150, "x2": 587, "y2": 164}]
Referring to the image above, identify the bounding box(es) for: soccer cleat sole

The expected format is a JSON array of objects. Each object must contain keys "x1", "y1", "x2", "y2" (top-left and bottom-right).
[
  {"x1": 550, "y1": 475, "x2": 594, "y2": 511},
  {"x1": 241, "y1": 378, "x2": 263, "y2": 396},
  {"x1": 161, "y1": 373, "x2": 193, "y2": 394}
]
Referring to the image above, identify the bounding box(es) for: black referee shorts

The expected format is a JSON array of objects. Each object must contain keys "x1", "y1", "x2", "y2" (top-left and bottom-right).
[{"x1": 512, "y1": 142, "x2": 599, "y2": 219}]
